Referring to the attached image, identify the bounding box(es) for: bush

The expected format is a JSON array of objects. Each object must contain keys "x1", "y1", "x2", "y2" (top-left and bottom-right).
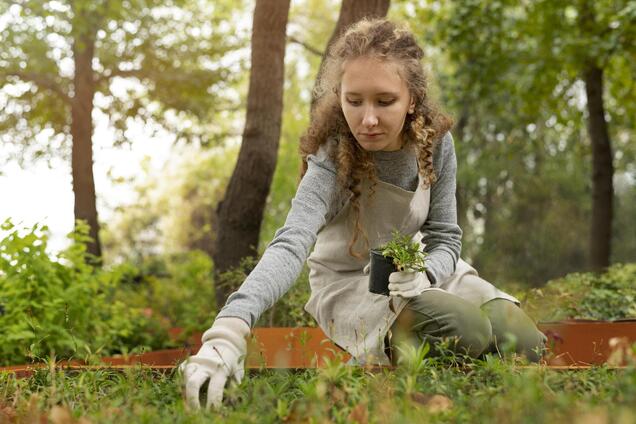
[
  {"x1": 522, "y1": 263, "x2": 636, "y2": 322},
  {"x1": 111, "y1": 250, "x2": 218, "y2": 339},
  {"x1": 0, "y1": 219, "x2": 170, "y2": 366}
]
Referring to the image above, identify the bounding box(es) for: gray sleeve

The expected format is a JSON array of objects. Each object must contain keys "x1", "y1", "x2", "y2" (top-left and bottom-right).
[
  {"x1": 420, "y1": 132, "x2": 463, "y2": 285},
  {"x1": 216, "y1": 145, "x2": 341, "y2": 328}
]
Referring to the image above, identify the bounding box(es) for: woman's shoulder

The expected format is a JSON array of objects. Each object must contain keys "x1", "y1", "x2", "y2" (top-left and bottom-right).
[
  {"x1": 307, "y1": 137, "x2": 338, "y2": 174},
  {"x1": 433, "y1": 132, "x2": 455, "y2": 164},
  {"x1": 431, "y1": 132, "x2": 457, "y2": 182},
  {"x1": 437, "y1": 131, "x2": 454, "y2": 153}
]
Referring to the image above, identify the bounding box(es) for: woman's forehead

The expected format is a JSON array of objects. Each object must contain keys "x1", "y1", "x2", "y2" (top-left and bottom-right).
[{"x1": 340, "y1": 56, "x2": 407, "y2": 94}]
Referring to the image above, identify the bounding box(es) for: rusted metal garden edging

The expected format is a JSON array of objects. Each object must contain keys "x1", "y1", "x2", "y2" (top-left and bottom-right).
[
  {"x1": 538, "y1": 319, "x2": 636, "y2": 366},
  {"x1": 2, "y1": 321, "x2": 635, "y2": 378}
]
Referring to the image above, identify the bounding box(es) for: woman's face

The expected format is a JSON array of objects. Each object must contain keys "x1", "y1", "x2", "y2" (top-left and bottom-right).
[{"x1": 340, "y1": 56, "x2": 414, "y2": 152}]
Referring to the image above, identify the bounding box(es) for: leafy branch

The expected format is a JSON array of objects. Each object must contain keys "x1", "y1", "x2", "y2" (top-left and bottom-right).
[{"x1": 1, "y1": 70, "x2": 71, "y2": 104}]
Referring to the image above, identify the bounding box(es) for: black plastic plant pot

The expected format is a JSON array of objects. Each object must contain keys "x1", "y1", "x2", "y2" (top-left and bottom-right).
[{"x1": 368, "y1": 249, "x2": 397, "y2": 296}]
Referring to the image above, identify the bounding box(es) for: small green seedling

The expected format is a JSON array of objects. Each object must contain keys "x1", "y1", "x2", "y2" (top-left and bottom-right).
[{"x1": 379, "y1": 230, "x2": 428, "y2": 272}]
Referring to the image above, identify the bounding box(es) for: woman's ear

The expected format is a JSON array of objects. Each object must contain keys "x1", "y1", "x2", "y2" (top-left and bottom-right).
[{"x1": 408, "y1": 98, "x2": 415, "y2": 114}]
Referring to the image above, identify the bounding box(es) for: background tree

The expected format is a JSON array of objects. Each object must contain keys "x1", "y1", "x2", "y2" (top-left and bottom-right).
[
  {"x1": 509, "y1": 0, "x2": 634, "y2": 272},
  {"x1": 0, "y1": 0, "x2": 243, "y2": 259},
  {"x1": 101, "y1": 146, "x2": 238, "y2": 265},
  {"x1": 212, "y1": 0, "x2": 291, "y2": 308},
  {"x1": 401, "y1": 0, "x2": 635, "y2": 284},
  {"x1": 310, "y1": 0, "x2": 391, "y2": 110}
]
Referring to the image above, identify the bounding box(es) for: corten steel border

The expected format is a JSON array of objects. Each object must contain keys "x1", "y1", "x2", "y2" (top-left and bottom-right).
[
  {"x1": 538, "y1": 319, "x2": 636, "y2": 366},
  {"x1": 2, "y1": 321, "x2": 635, "y2": 378}
]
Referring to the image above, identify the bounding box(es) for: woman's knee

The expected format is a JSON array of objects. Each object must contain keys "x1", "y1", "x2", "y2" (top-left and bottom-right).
[
  {"x1": 401, "y1": 290, "x2": 492, "y2": 357},
  {"x1": 446, "y1": 305, "x2": 492, "y2": 357},
  {"x1": 481, "y1": 298, "x2": 546, "y2": 362}
]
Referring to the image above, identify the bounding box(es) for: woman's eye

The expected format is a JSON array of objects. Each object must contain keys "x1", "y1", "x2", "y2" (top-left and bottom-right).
[
  {"x1": 378, "y1": 99, "x2": 396, "y2": 106},
  {"x1": 347, "y1": 99, "x2": 362, "y2": 106}
]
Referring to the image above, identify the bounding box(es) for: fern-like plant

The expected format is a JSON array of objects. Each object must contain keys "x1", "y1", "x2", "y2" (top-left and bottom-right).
[{"x1": 379, "y1": 230, "x2": 427, "y2": 272}]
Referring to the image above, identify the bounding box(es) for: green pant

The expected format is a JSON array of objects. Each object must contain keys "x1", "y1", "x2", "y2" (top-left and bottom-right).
[{"x1": 387, "y1": 290, "x2": 547, "y2": 364}]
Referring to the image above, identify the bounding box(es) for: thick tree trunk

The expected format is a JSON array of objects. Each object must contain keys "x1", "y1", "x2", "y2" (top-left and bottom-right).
[
  {"x1": 583, "y1": 64, "x2": 613, "y2": 271},
  {"x1": 310, "y1": 0, "x2": 391, "y2": 110},
  {"x1": 71, "y1": 29, "x2": 101, "y2": 261},
  {"x1": 326, "y1": 0, "x2": 391, "y2": 53},
  {"x1": 212, "y1": 0, "x2": 291, "y2": 308}
]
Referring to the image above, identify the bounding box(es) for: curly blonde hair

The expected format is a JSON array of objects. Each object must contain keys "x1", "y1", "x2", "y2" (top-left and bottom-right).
[{"x1": 300, "y1": 18, "x2": 453, "y2": 259}]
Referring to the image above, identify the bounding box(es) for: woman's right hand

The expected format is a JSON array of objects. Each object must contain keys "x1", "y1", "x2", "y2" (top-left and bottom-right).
[
  {"x1": 179, "y1": 317, "x2": 250, "y2": 410},
  {"x1": 388, "y1": 270, "x2": 431, "y2": 298}
]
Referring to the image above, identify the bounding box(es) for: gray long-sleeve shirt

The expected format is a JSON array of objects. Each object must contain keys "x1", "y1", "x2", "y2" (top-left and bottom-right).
[{"x1": 217, "y1": 132, "x2": 462, "y2": 328}]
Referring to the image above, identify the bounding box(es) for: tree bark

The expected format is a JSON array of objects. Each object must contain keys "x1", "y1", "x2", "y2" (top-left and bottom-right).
[
  {"x1": 71, "y1": 25, "x2": 101, "y2": 261},
  {"x1": 212, "y1": 0, "x2": 291, "y2": 308},
  {"x1": 310, "y1": 0, "x2": 391, "y2": 111},
  {"x1": 584, "y1": 64, "x2": 613, "y2": 271},
  {"x1": 578, "y1": 0, "x2": 614, "y2": 271}
]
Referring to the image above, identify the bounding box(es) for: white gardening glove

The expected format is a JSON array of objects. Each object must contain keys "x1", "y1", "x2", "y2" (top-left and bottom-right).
[
  {"x1": 179, "y1": 317, "x2": 250, "y2": 410},
  {"x1": 388, "y1": 270, "x2": 431, "y2": 298}
]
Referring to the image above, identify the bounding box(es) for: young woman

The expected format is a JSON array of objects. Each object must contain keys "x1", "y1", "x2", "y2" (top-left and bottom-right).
[{"x1": 181, "y1": 18, "x2": 546, "y2": 410}]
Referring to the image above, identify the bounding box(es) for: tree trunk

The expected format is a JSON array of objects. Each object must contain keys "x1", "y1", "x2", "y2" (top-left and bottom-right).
[
  {"x1": 71, "y1": 27, "x2": 101, "y2": 261},
  {"x1": 453, "y1": 102, "x2": 470, "y2": 233},
  {"x1": 310, "y1": 0, "x2": 391, "y2": 111},
  {"x1": 212, "y1": 0, "x2": 291, "y2": 308},
  {"x1": 578, "y1": 0, "x2": 614, "y2": 271},
  {"x1": 584, "y1": 64, "x2": 613, "y2": 271}
]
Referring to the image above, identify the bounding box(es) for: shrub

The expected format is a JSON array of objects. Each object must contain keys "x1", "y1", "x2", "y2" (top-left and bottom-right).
[
  {"x1": 522, "y1": 263, "x2": 636, "y2": 321},
  {"x1": 111, "y1": 250, "x2": 218, "y2": 338},
  {"x1": 0, "y1": 219, "x2": 169, "y2": 366}
]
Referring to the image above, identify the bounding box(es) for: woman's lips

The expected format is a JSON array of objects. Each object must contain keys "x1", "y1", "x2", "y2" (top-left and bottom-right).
[{"x1": 360, "y1": 132, "x2": 383, "y2": 137}]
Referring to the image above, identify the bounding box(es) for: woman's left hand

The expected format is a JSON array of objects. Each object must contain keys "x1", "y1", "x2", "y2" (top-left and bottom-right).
[{"x1": 388, "y1": 270, "x2": 431, "y2": 298}]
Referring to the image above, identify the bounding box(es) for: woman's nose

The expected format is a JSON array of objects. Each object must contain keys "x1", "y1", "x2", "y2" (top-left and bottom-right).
[{"x1": 362, "y1": 106, "x2": 378, "y2": 127}]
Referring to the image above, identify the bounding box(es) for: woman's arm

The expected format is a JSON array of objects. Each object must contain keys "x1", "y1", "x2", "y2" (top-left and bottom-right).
[
  {"x1": 420, "y1": 132, "x2": 463, "y2": 285},
  {"x1": 215, "y1": 145, "x2": 341, "y2": 328}
]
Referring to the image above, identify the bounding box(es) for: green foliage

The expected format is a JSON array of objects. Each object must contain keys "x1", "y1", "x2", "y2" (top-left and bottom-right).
[
  {"x1": 522, "y1": 263, "x2": 636, "y2": 322},
  {"x1": 396, "y1": 0, "x2": 636, "y2": 286},
  {"x1": 613, "y1": 180, "x2": 636, "y2": 263},
  {"x1": 0, "y1": 0, "x2": 248, "y2": 165},
  {"x1": 394, "y1": 342, "x2": 431, "y2": 376},
  {"x1": 214, "y1": 254, "x2": 258, "y2": 300},
  {"x1": 473, "y1": 152, "x2": 591, "y2": 286},
  {"x1": 379, "y1": 230, "x2": 428, "y2": 273},
  {"x1": 0, "y1": 219, "x2": 169, "y2": 366},
  {"x1": 102, "y1": 146, "x2": 238, "y2": 264},
  {"x1": 110, "y1": 250, "x2": 218, "y2": 339}
]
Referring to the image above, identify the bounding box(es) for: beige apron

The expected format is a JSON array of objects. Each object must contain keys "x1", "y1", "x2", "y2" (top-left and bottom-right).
[{"x1": 304, "y1": 173, "x2": 519, "y2": 365}]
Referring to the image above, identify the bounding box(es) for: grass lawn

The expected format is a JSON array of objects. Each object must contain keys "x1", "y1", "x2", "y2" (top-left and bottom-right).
[{"x1": 1, "y1": 352, "x2": 635, "y2": 424}]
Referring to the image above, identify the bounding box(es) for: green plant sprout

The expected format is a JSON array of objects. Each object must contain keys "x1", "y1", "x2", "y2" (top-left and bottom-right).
[{"x1": 379, "y1": 230, "x2": 428, "y2": 273}]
